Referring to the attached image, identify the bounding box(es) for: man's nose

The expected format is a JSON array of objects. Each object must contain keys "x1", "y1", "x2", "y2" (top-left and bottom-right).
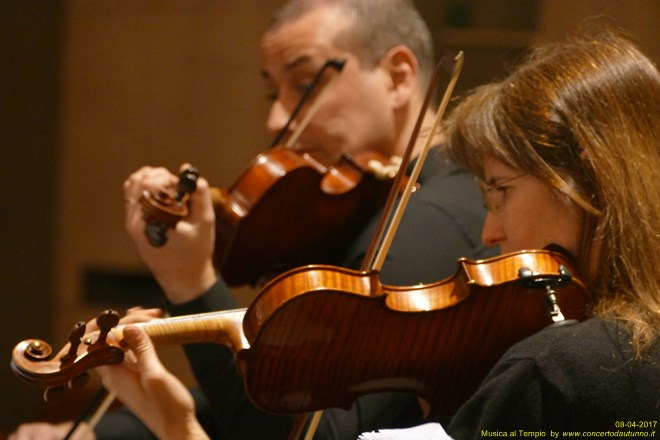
[
  {"x1": 266, "y1": 100, "x2": 295, "y2": 139},
  {"x1": 481, "y1": 212, "x2": 505, "y2": 248}
]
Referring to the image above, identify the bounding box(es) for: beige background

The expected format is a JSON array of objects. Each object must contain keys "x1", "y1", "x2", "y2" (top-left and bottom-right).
[{"x1": 1, "y1": 0, "x2": 657, "y2": 434}]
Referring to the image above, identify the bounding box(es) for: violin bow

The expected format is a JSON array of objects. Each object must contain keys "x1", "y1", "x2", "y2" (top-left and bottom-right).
[
  {"x1": 62, "y1": 387, "x2": 116, "y2": 439},
  {"x1": 299, "y1": 51, "x2": 465, "y2": 440},
  {"x1": 270, "y1": 58, "x2": 346, "y2": 148},
  {"x1": 365, "y1": 51, "x2": 464, "y2": 272}
]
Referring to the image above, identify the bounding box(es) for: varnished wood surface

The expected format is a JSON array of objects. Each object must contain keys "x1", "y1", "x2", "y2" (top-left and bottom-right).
[
  {"x1": 12, "y1": 250, "x2": 590, "y2": 418},
  {"x1": 238, "y1": 249, "x2": 590, "y2": 416},
  {"x1": 11, "y1": 309, "x2": 248, "y2": 389}
]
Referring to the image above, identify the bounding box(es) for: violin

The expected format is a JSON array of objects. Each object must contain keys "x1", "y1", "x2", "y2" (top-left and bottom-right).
[
  {"x1": 239, "y1": 248, "x2": 591, "y2": 417},
  {"x1": 11, "y1": 249, "x2": 591, "y2": 417},
  {"x1": 140, "y1": 147, "x2": 401, "y2": 286},
  {"x1": 139, "y1": 56, "x2": 402, "y2": 287}
]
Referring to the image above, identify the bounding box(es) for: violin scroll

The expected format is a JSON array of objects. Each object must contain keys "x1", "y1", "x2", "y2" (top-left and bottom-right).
[
  {"x1": 140, "y1": 167, "x2": 200, "y2": 247},
  {"x1": 11, "y1": 309, "x2": 124, "y2": 401}
]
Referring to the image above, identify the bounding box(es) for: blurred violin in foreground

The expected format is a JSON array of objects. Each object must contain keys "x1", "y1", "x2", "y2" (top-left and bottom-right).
[{"x1": 140, "y1": 148, "x2": 402, "y2": 287}]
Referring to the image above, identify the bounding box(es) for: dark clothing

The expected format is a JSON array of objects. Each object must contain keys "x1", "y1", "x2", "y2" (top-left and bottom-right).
[
  {"x1": 95, "y1": 388, "x2": 220, "y2": 439},
  {"x1": 447, "y1": 318, "x2": 660, "y2": 439},
  {"x1": 96, "y1": 151, "x2": 493, "y2": 439}
]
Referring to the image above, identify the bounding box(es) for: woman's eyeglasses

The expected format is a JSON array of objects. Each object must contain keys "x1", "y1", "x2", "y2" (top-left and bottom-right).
[{"x1": 478, "y1": 173, "x2": 527, "y2": 213}]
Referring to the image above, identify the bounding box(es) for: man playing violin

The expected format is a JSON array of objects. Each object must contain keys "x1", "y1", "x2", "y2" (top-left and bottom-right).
[
  {"x1": 10, "y1": 0, "x2": 491, "y2": 439},
  {"x1": 57, "y1": 28, "x2": 658, "y2": 440}
]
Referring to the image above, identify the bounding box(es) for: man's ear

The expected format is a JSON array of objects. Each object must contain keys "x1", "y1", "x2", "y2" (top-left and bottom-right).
[{"x1": 380, "y1": 45, "x2": 419, "y2": 109}]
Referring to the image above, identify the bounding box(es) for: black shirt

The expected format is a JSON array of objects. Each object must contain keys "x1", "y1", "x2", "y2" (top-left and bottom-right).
[{"x1": 447, "y1": 318, "x2": 660, "y2": 439}]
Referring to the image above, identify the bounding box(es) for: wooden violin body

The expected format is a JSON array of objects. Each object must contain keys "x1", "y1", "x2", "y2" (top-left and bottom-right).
[
  {"x1": 141, "y1": 146, "x2": 398, "y2": 286},
  {"x1": 12, "y1": 251, "x2": 591, "y2": 415},
  {"x1": 238, "y1": 248, "x2": 590, "y2": 416},
  {"x1": 12, "y1": 249, "x2": 590, "y2": 416}
]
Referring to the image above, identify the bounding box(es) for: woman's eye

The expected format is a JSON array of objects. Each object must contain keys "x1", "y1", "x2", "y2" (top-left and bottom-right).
[{"x1": 493, "y1": 185, "x2": 510, "y2": 197}]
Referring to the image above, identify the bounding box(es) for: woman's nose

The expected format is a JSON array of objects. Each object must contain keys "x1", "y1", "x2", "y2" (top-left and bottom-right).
[{"x1": 481, "y1": 212, "x2": 505, "y2": 248}]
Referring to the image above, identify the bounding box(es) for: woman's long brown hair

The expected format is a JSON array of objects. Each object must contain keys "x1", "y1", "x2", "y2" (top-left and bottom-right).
[{"x1": 443, "y1": 29, "x2": 660, "y2": 356}]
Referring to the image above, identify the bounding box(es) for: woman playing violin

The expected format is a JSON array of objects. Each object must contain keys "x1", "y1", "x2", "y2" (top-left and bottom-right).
[
  {"x1": 441, "y1": 28, "x2": 660, "y2": 437},
  {"x1": 87, "y1": 28, "x2": 659, "y2": 439}
]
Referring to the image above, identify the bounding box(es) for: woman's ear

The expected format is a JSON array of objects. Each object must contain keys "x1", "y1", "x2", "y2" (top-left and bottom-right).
[{"x1": 380, "y1": 45, "x2": 419, "y2": 109}]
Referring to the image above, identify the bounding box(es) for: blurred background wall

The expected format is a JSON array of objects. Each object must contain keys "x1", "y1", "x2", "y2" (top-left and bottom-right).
[{"x1": 1, "y1": 0, "x2": 657, "y2": 435}]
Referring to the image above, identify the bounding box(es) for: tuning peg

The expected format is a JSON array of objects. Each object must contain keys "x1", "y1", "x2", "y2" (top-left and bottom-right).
[
  {"x1": 176, "y1": 167, "x2": 199, "y2": 200},
  {"x1": 60, "y1": 321, "x2": 86, "y2": 364},
  {"x1": 94, "y1": 310, "x2": 120, "y2": 346}
]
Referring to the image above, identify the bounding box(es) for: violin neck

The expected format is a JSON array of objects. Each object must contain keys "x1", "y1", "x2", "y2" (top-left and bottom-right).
[{"x1": 122, "y1": 308, "x2": 249, "y2": 353}]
